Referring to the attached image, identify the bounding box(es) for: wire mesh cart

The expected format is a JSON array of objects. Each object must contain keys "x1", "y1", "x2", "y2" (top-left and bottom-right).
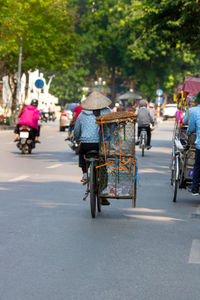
[{"x1": 96, "y1": 111, "x2": 138, "y2": 208}]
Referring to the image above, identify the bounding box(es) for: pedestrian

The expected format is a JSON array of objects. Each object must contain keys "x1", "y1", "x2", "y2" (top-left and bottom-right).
[{"x1": 183, "y1": 91, "x2": 200, "y2": 195}]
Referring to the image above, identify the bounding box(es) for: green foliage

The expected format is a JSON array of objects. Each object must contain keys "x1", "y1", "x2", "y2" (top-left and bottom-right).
[
  {"x1": 49, "y1": 65, "x2": 89, "y2": 105},
  {"x1": 0, "y1": 0, "x2": 199, "y2": 105},
  {"x1": 0, "y1": 0, "x2": 77, "y2": 75},
  {"x1": 141, "y1": 0, "x2": 200, "y2": 52}
]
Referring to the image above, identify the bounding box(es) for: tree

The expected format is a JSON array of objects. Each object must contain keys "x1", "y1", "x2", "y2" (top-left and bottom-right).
[
  {"x1": 141, "y1": 0, "x2": 200, "y2": 52},
  {"x1": 0, "y1": 0, "x2": 77, "y2": 117},
  {"x1": 49, "y1": 66, "x2": 89, "y2": 106}
]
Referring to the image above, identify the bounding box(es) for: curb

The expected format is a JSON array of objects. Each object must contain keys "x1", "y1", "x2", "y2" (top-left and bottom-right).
[{"x1": 0, "y1": 125, "x2": 15, "y2": 130}]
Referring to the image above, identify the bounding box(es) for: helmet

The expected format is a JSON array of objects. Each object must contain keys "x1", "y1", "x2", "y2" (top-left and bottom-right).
[{"x1": 31, "y1": 99, "x2": 38, "y2": 107}]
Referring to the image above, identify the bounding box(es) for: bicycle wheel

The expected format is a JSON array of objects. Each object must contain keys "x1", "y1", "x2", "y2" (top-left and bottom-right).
[
  {"x1": 172, "y1": 156, "x2": 179, "y2": 202},
  {"x1": 90, "y1": 162, "x2": 96, "y2": 218},
  {"x1": 132, "y1": 179, "x2": 137, "y2": 208},
  {"x1": 142, "y1": 147, "x2": 144, "y2": 157}
]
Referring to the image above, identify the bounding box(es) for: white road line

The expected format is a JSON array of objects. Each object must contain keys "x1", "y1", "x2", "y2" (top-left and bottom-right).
[
  {"x1": 197, "y1": 205, "x2": 200, "y2": 214},
  {"x1": 8, "y1": 175, "x2": 29, "y2": 182},
  {"x1": 189, "y1": 239, "x2": 200, "y2": 264},
  {"x1": 46, "y1": 164, "x2": 62, "y2": 169}
]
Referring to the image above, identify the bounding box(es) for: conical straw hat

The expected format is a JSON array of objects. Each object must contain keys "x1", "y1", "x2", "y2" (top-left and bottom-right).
[{"x1": 81, "y1": 91, "x2": 112, "y2": 110}]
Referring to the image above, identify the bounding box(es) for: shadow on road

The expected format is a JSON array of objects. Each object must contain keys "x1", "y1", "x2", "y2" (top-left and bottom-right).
[{"x1": 11, "y1": 150, "x2": 77, "y2": 164}]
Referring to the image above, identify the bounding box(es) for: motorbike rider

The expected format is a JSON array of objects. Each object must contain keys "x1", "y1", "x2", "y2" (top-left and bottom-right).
[
  {"x1": 66, "y1": 96, "x2": 85, "y2": 140},
  {"x1": 74, "y1": 91, "x2": 111, "y2": 205},
  {"x1": 14, "y1": 99, "x2": 41, "y2": 143},
  {"x1": 136, "y1": 99, "x2": 154, "y2": 149},
  {"x1": 48, "y1": 102, "x2": 56, "y2": 120}
]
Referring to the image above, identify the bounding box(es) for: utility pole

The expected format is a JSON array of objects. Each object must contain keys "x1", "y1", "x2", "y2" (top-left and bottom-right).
[{"x1": 16, "y1": 44, "x2": 23, "y2": 107}]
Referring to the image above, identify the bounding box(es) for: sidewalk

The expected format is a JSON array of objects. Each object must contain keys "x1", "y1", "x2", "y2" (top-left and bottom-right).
[{"x1": 0, "y1": 125, "x2": 15, "y2": 130}]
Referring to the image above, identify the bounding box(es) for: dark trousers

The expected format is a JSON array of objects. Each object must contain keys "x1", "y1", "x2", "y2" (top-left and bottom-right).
[
  {"x1": 79, "y1": 142, "x2": 99, "y2": 173},
  {"x1": 192, "y1": 148, "x2": 200, "y2": 192},
  {"x1": 138, "y1": 125, "x2": 151, "y2": 146}
]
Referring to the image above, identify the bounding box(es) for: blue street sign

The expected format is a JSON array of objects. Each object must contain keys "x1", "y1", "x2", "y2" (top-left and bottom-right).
[
  {"x1": 156, "y1": 89, "x2": 163, "y2": 96},
  {"x1": 156, "y1": 96, "x2": 163, "y2": 105},
  {"x1": 35, "y1": 79, "x2": 44, "y2": 89}
]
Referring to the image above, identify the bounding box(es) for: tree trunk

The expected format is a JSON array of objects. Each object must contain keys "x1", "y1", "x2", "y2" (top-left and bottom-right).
[
  {"x1": 9, "y1": 74, "x2": 17, "y2": 125},
  {"x1": 110, "y1": 65, "x2": 116, "y2": 108}
]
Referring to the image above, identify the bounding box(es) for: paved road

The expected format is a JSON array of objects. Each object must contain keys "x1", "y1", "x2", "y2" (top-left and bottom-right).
[{"x1": 0, "y1": 121, "x2": 200, "y2": 300}]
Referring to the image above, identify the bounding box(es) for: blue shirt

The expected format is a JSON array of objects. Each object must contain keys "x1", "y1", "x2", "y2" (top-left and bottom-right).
[
  {"x1": 183, "y1": 105, "x2": 200, "y2": 149},
  {"x1": 74, "y1": 108, "x2": 110, "y2": 143}
]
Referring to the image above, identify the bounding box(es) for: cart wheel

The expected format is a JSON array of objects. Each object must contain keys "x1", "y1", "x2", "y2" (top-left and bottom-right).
[
  {"x1": 172, "y1": 156, "x2": 179, "y2": 202},
  {"x1": 97, "y1": 195, "x2": 101, "y2": 212},
  {"x1": 132, "y1": 180, "x2": 137, "y2": 208},
  {"x1": 90, "y1": 163, "x2": 96, "y2": 218}
]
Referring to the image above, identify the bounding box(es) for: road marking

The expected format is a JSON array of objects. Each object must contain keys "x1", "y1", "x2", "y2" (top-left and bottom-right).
[
  {"x1": 189, "y1": 239, "x2": 200, "y2": 264},
  {"x1": 197, "y1": 205, "x2": 200, "y2": 214},
  {"x1": 46, "y1": 163, "x2": 62, "y2": 169},
  {"x1": 8, "y1": 175, "x2": 29, "y2": 182}
]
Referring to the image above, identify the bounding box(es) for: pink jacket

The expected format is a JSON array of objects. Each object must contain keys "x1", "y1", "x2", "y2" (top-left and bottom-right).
[{"x1": 18, "y1": 105, "x2": 40, "y2": 129}]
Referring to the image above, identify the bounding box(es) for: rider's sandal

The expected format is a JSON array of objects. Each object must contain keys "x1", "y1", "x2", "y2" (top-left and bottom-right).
[{"x1": 101, "y1": 198, "x2": 110, "y2": 205}]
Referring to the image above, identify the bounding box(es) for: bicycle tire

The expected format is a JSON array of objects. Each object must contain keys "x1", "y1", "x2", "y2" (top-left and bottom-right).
[
  {"x1": 142, "y1": 147, "x2": 144, "y2": 157},
  {"x1": 90, "y1": 162, "x2": 96, "y2": 218},
  {"x1": 132, "y1": 179, "x2": 137, "y2": 208},
  {"x1": 172, "y1": 156, "x2": 179, "y2": 202}
]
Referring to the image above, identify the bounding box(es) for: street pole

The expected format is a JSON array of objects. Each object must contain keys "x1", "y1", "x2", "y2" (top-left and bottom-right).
[
  {"x1": 157, "y1": 94, "x2": 160, "y2": 118},
  {"x1": 16, "y1": 45, "x2": 22, "y2": 107}
]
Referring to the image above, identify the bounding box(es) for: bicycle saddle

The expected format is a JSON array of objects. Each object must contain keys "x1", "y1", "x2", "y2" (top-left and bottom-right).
[{"x1": 86, "y1": 150, "x2": 99, "y2": 157}]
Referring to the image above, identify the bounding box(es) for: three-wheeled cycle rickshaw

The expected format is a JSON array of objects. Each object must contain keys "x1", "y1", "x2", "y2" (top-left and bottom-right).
[
  {"x1": 171, "y1": 77, "x2": 200, "y2": 202},
  {"x1": 83, "y1": 111, "x2": 138, "y2": 218}
]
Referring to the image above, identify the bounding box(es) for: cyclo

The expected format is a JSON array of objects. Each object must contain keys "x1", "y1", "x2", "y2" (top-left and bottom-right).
[
  {"x1": 171, "y1": 77, "x2": 200, "y2": 202},
  {"x1": 83, "y1": 111, "x2": 138, "y2": 218}
]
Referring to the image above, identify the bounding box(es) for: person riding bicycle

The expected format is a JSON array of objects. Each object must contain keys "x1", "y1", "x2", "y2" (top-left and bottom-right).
[
  {"x1": 136, "y1": 99, "x2": 154, "y2": 150},
  {"x1": 74, "y1": 91, "x2": 111, "y2": 204}
]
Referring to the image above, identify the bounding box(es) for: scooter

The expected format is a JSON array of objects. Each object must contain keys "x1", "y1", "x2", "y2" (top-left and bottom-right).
[
  {"x1": 40, "y1": 112, "x2": 48, "y2": 123},
  {"x1": 65, "y1": 129, "x2": 79, "y2": 155},
  {"x1": 16, "y1": 125, "x2": 36, "y2": 154},
  {"x1": 48, "y1": 112, "x2": 56, "y2": 122}
]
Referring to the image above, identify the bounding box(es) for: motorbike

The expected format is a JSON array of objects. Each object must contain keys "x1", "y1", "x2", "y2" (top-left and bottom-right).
[
  {"x1": 16, "y1": 125, "x2": 36, "y2": 154},
  {"x1": 48, "y1": 112, "x2": 56, "y2": 122},
  {"x1": 40, "y1": 112, "x2": 49, "y2": 122},
  {"x1": 65, "y1": 129, "x2": 79, "y2": 155},
  {"x1": 69, "y1": 138, "x2": 79, "y2": 155}
]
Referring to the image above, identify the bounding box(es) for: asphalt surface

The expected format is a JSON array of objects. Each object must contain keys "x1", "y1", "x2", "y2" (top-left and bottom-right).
[{"x1": 0, "y1": 120, "x2": 200, "y2": 300}]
